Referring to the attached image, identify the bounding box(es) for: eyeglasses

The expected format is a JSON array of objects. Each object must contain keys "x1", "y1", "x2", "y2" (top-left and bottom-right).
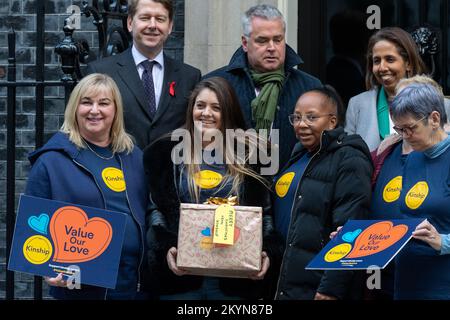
[
  {"x1": 288, "y1": 113, "x2": 335, "y2": 126},
  {"x1": 392, "y1": 114, "x2": 429, "y2": 136}
]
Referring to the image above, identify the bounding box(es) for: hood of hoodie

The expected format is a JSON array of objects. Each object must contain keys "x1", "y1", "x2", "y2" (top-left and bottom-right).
[
  {"x1": 28, "y1": 132, "x2": 81, "y2": 165},
  {"x1": 226, "y1": 44, "x2": 303, "y2": 73},
  {"x1": 289, "y1": 127, "x2": 372, "y2": 165}
]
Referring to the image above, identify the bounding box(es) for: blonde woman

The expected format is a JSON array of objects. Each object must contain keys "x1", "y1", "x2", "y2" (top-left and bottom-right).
[
  {"x1": 25, "y1": 73, "x2": 148, "y2": 300},
  {"x1": 143, "y1": 77, "x2": 282, "y2": 300}
]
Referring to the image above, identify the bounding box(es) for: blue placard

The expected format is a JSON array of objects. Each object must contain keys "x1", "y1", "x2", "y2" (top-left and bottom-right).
[
  {"x1": 306, "y1": 219, "x2": 425, "y2": 270},
  {"x1": 8, "y1": 195, "x2": 127, "y2": 289}
]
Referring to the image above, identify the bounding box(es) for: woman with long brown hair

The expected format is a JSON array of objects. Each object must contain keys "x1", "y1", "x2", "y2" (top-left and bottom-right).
[{"x1": 143, "y1": 77, "x2": 282, "y2": 300}]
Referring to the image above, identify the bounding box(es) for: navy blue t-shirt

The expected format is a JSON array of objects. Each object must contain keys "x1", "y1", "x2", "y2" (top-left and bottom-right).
[
  {"x1": 394, "y1": 146, "x2": 450, "y2": 299},
  {"x1": 178, "y1": 162, "x2": 233, "y2": 204},
  {"x1": 79, "y1": 142, "x2": 140, "y2": 298},
  {"x1": 273, "y1": 152, "x2": 311, "y2": 241},
  {"x1": 371, "y1": 143, "x2": 407, "y2": 220},
  {"x1": 369, "y1": 142, "x2": 407, "y2": 298}
]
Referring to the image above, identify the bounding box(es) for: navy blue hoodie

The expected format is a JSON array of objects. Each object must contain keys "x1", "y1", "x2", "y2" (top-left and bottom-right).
[{"x1": 25, "y1": 132, "x2": 148, "y2": 299}]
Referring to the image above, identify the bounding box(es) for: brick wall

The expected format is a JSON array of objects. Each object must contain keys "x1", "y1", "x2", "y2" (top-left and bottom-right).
[{"x1": 0, "y1": 0, "x2": 185, "y2": 299}]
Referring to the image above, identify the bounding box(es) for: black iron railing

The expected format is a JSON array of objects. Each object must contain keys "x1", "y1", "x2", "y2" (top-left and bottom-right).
[{"x1": 1, "y1": 0, "x2": 130, "y2": 300}]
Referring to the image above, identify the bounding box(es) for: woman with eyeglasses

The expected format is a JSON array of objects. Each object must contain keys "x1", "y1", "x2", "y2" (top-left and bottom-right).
[
  {"x1": 272, "y1": 85, "x2": 373, "y2": 300},
  {"x1": 367, "y1": 75, "x2": 447, "y2": 300},
  {"x1": 385, "y1": 82, "x2": 450, "y2": 300}
]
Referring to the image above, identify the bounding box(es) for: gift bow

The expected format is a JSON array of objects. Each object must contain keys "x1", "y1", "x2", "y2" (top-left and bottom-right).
[{"x1": 204, "y1": 196, "x2": 239, "y2": 206}]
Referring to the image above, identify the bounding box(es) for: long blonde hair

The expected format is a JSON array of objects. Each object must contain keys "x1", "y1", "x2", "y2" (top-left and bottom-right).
[
  {"x1": 183, "y1": 77, "x2": 269, "y2": 203},
  {"x1": 60, "y1": 73, "x2": 134, "y2": 153},
  {"x1": 396, "y1": 74, "x2": 444, "y2": 96}
]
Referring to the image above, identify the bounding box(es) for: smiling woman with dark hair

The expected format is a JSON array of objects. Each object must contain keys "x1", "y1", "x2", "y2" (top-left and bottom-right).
[{"x1": 345, "y1": 27, "x2": 429, "y2": 152}]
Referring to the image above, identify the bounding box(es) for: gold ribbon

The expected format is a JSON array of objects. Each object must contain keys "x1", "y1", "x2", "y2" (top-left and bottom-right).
[{"x1": 204, "y1": 196, "x2": 238, "y2": 206}]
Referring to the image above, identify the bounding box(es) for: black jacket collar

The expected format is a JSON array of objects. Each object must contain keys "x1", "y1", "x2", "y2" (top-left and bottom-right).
[{"x1": 283, "y1": 127, "x2": 371, "y2": 172}]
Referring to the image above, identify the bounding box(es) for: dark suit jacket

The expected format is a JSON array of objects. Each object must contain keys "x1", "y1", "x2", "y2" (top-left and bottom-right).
[{"x1": 86, "y1": 48, "x2": 201, "y2": 149}]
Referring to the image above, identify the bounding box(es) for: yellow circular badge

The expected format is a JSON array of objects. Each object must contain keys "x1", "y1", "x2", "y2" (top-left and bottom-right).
[
  {"x1": 405, "y1": 181, "x2": 429, "y2": 210},
  {"x1": 324, "y1": 243, "x2": 352, "y2": 262},
  {"x1": 275, "y1": 172, "x2": 295, "y2": 198},
  {"x1": 383, "y1": 176, "x2": 403, "y2": 203},
  {"x1": 194, "y1": 170, "x2": 223, "y2": 189},
  {"x1": 23, "y1": 235, "x2": 53, "y2": 265},
  {"x1": 102, "y1": 167, "x2": 126, "y2": 192}
]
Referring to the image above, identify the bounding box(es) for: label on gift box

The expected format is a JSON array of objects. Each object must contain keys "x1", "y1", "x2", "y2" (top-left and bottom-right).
[{"x1": 213, "y1": 204, "x2": 235, "y2": 245}]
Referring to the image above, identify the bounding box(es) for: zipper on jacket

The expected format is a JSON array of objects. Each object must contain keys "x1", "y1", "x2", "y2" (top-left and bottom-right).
[
  {"x1": 74, "y1": 157, "x2": 145, "y2": 297},
  {"x1": 274, "y1": 132, "x2": 325, "y2": 299},
  {"x1": 73, "y1": 159, "x2": 108, "y2": 209},
  {"x1": 73, "y1": 159, "x2": 109, "y2": 299},
  {"x1": 118, "y1": 155, "x2": 145, "y2": 293}
]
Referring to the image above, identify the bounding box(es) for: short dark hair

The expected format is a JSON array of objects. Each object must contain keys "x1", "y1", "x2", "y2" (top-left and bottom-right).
[
  {"x1": 307, "y1": 85, "x2": 345, "y2": 127},
  {"x1": 128, "y1": 0, "x2": 174, "y2": 21},
  {"x1": 365, "y1": 27, "x2": 428, "y2": 90}
]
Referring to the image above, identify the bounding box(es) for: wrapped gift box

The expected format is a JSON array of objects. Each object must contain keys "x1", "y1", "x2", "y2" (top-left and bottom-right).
[{"x1": 177, "y1": 203, "x2": 262, "y2": 278}]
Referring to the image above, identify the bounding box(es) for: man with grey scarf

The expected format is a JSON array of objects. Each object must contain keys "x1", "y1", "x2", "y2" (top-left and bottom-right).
[{"x1": 204, "y1": 4, "x2": 322, "y2": 172}]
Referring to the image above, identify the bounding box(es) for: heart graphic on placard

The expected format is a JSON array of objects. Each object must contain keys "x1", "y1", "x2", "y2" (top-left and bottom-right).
[
  {"x1": 49, "y1": 206, "x2": 113, "y2": 263},
  {"x1": 342, "y1": 229, "x2": 362, "y2": 243},
  {"x1": 346, "y1": 221, "x2": 408, "y2": 259},
  {"x1": 28, "y1": 213, "x2": 50, "y2": 235}
]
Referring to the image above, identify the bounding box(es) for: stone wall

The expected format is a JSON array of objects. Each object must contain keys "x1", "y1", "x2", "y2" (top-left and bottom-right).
[
  {"x1": 0, "y1": 0, "x2": 185, "y2": 299},
  {"x1": 184, "y1": 0, "x2": 298, "y2": 75}
]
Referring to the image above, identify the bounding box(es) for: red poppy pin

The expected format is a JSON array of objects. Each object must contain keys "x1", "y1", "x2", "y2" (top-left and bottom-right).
[{"x1": 169, "y1": 81, "x2": 176, "y2": 96}]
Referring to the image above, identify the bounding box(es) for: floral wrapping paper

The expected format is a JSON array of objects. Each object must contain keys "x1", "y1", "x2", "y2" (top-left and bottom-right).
[{"x1": 177, "y1": 203, "x2": 262, "y2": 278}]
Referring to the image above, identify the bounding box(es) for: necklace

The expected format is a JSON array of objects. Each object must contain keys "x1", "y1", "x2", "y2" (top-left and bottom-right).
[{"x1": 84, "y1": 140, "x2": 115, "y2": 160}]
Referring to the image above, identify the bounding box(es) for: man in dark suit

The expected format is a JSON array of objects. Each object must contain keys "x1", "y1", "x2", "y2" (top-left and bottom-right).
[{"x1": 86, "y1": 0, "x2": 201, "y2": 149}]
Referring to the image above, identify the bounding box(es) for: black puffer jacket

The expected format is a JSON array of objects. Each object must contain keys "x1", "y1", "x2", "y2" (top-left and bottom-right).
[
  {"x1": 143, "y1": 138, "x2": 284, "y2": 299},
  {"x1": 275, "y1": 127, "x2": 373, "y2": 300}
]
